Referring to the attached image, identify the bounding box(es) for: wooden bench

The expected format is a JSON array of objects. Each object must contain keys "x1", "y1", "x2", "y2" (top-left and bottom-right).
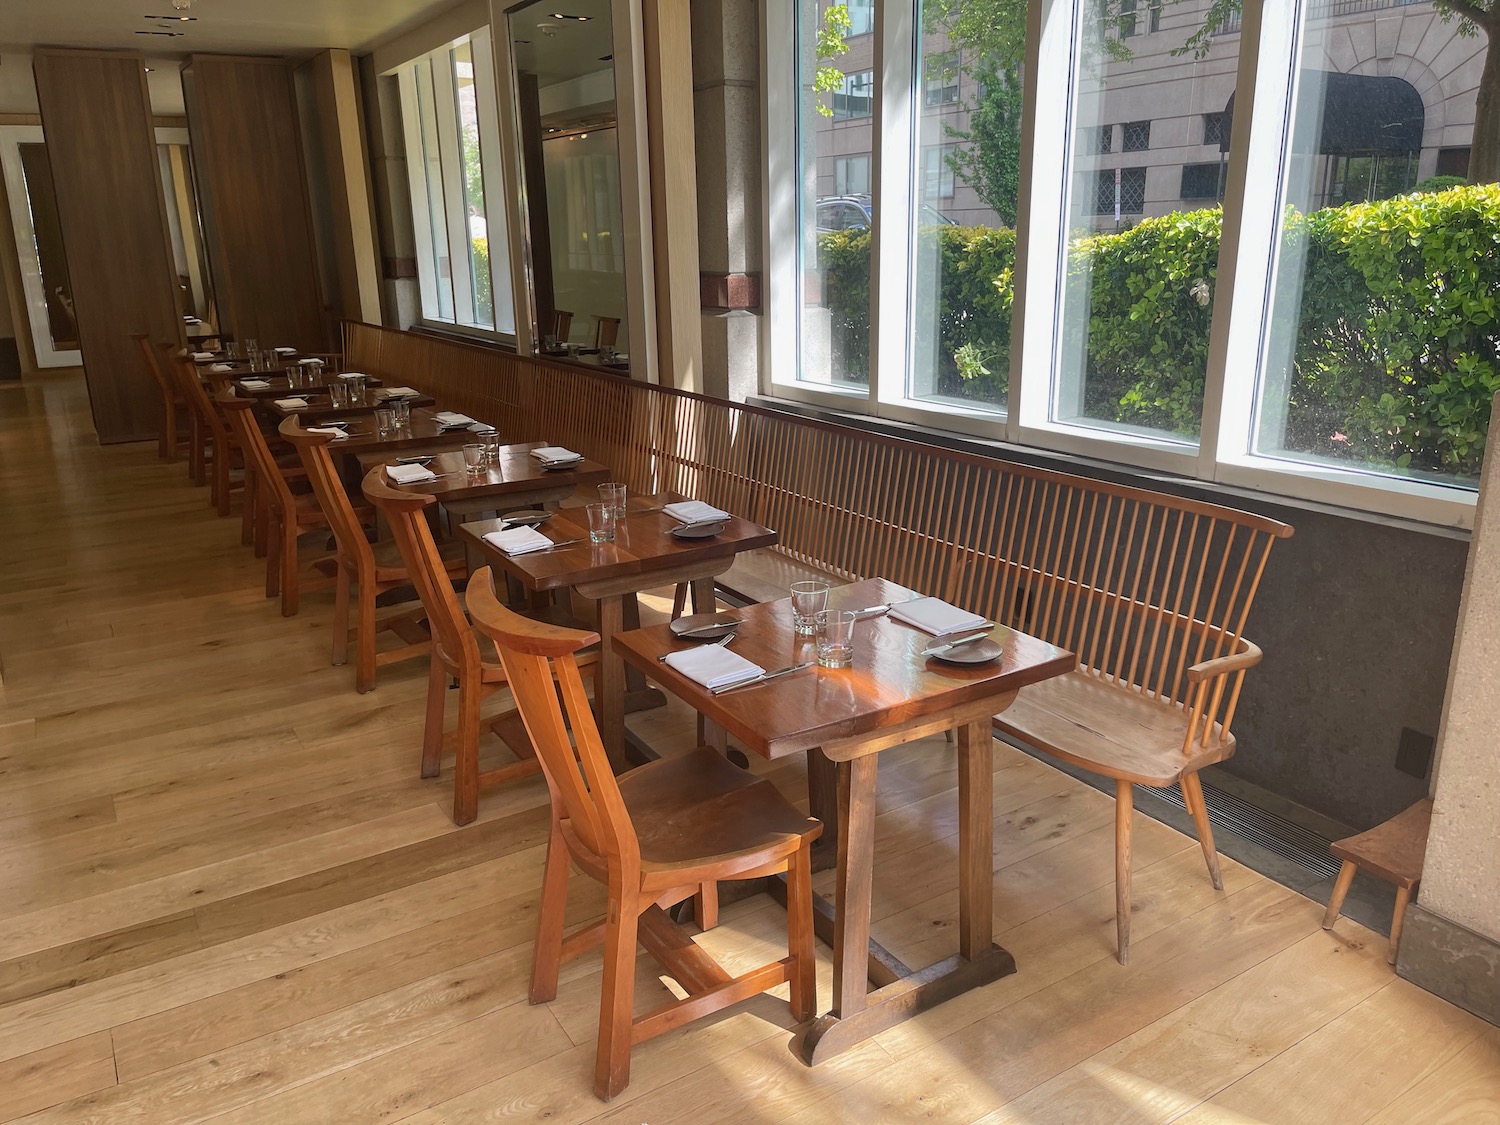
[
  {"x1": 1322, "y1": 797, "x2": 1433, "y2": 964},
  {"x1": 340, "y1": 321, "x2": 1296, "y2": 963}
]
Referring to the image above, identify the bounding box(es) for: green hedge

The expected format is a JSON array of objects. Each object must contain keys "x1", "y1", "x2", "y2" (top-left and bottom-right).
[{"x1": 818, "y1": 183, "x2": 1500, "y2": 479}]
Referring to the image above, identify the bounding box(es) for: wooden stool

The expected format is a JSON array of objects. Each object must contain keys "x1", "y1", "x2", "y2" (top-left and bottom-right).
[{"x1": 1322, "y1": 797, "x2": 1433, "y2": 965}]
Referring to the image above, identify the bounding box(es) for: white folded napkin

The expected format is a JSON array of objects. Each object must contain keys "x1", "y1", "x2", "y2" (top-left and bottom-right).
[
  {"x1": 434, "y1": 411, "x2": 477, "y2": 428},
  {"x1": 529, "y1": 445, "x2": 582, "y2": 464},
  {"x1": 888, "y1": 596, "x2": 988, "y2": 636},
  {"x1": 209, "y1": 362, "x2": 233, "y2": 372},
  {"x1": 662, "y1": 646, "x2": 765, "y2": 690},
  {"x1": 385, "y1": 463, "x2": 437, "y2": 484},
  {"x1": 305, "y1": 426, "x2": 347, "y2": 439},
  {"x1": 239, "y1": 378, "x2": 271, "y2": 390},
  {"x1": 483, "y1": 526, "x2": 554, "y2": 555},
  {"x1": 663, "y1": 500, "x2": 730, "y2": 524},
  {"x1": 191, "y1": 351, "x2": 215, "y2": 361},
  {"x1": 298, "y1": 358, "x2": 324, "y2": 366},
  {"x1": 378, "y1": 387, "x2": 418, "y2": 398},
  {"x1": 274, "y1": 397, "x2": 309, "y2": 409},
  {"x1": 339, "y1": 371, "x2": 367, "y2": 380},
  {"x1": 273, "y1": 346, "x2": 297, "y2": 355}
]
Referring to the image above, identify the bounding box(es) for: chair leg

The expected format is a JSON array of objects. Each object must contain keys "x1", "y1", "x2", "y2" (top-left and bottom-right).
[
  {"x1": 331, "y1": 566, "x2": 351, "y2": 668},
  {"x1": 671, "y1": 583, "x2": 688, "y2": 620},
  {"x1": 1180, "y1": 771, "x2": 1224, "y2": 891},
  {"x1": 241, "y1": 469, "x2": 258, "y2": 547},
  {"x1": 1322, "y1": 859, "x2": 1357, "y2": 930},
  {"x1": 354, "y1": 583, "x2": 378, "y2": 693},
  {"x1": 279, "y1": 523, "x2": 299, "y2": 617},
  {"x1": 594, "y1": 889, "x2": 641, "y2": 1101},
  {"x1": 190, "y1": 416, "x2": 206, "y2": 485},
  {"x1": 421, "y1": 655, "x2": 445, "y2": 779},
  {"x1": 1389, "y1": 883, "x2": 1413, "y2": 966},
  {"x1": 785, "y1": 844, "x2": 816, "y2": 1023},
  {"x1": 452, "y1": 677, "x2": 481, "y2": 825},
  {"x1": 694, "y1": 882, "x2": 719, "y2": 931},
  {"x1": 158, "y1": 403, "x2": 171, "y2": 460},
  {"x1": 265, "y1": 517, "x2": 282, "y2": 599},
  {"x1": 1115, "y1": 779, "x2": 1133, "y2": 966},
  {"x1": 529, "y1": 816, "x2": 570, "y2": 1004},
  {"x1": 214, "y1": 439, "x2": 231, "y2": 517}
]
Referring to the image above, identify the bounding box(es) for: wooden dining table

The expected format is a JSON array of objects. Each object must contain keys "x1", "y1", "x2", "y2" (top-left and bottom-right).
[
  {"x1": 613, "y1": 577, "x2": 1075, "y2": 1066},
  {"x1": 231, "y1": 373, "x2": 386, "y2": 398},
  {"x1": 379, "y1": 444, "x2": 611, "y2": 518},
  {"x1": 461, "y1": 493, "x2": 778, "y2": 770}
]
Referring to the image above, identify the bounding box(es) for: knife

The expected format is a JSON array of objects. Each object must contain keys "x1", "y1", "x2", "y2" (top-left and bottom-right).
[
  {"x1": 674, "y1": 618, "x2": 742, "y2": 637},
  {"x1": 921, "y1": 629, "x2": 995, "y2": 657},
  {"x1": 710, "y1": 661, "x2": 816, "y2": 695}
]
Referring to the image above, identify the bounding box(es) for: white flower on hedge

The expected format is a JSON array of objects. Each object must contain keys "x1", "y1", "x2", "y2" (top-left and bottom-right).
[{"x1": 1190, "y1": 278, "x2": 1211, "y2": 307}]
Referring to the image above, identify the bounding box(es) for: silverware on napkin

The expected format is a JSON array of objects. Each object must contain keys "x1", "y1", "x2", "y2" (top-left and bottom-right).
[{"x1": 709, "y1": 661, "x2": 816, "y2": 695}]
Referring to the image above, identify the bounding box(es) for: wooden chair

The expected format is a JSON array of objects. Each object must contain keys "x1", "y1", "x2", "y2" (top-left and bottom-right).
[
  {"x1": 131, "y1": 334, "x2": 190, "y2": 462},
  {"x1": 361, "y1": 467, "x2": 590, "y2": 825},
  {"x1": 1323, "y1": 798, "x2": 1433, "y2": 965},
  {"x1": 465, "y1": 566, "x2": 821, "y2": 1101},
  {"x1": 218, "y1": 393, "x2": 348, "y2": 616},
  {"x1": 593, "y1": 316, "x2": 621, "y2": 350},
  {"x1": 280, "y1": 416, "x2": 462, "y2": 692},
  {"x1": 548, "y1": 309, "x2": 573, "y2": 342},
  {"x1": 161, "y1": 345, "x2": 216, "y2": 492}
]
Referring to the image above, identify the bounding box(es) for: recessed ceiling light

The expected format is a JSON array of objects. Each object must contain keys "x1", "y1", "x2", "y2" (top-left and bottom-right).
[
  {"x1": 135, "y1": 30, "x2": 184, "y2": 36},
  {"x1": 145, "y1": 13, "x2": 196, "y2": 19},
  {"x1": 549, "y1": 12, "x2": 591, "y2": 20}
]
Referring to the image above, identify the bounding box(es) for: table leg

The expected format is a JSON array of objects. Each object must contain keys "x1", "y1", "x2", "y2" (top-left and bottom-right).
[
  {"x1": 957, "y1": 718, "x2": 994, "y2": 959},
  {"x1": 832, "y1": 755, "x2": 878, "y2": 1017},
  {"x1": 805, "y1": 748, "x2": 838, "y2": 873},
  {"x1": 690, "y1": 576, "x2": 716, "y2": 614},
  {"x1": 597, "y1": 594, "x2": 626, "y2": 773}
]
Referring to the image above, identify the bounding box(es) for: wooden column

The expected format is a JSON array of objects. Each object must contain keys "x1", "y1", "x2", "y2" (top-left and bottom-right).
[
  {"x1": 183, "y1": 55, "x2": 326, "y2": 351},
  {"x1": 33, "y1": 49, "x2": 182, "y2": 443},
  {"x1": 642, "y1": 0, "x2": 704, "y2": 392}
]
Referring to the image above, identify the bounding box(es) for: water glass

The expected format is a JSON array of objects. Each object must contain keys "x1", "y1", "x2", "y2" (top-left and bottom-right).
[
  {"x1": 599, "y1": 346, "x2": 617, "y2": 365},
  {"x1": 243, "y1": 338, "x2": 259, "y2": 359},
  {"x1": 327, "y1": 380, "x2": 350, "y2": 408},
  {"x1": 374, "y1": 408, "x2": 396, "y2": 436},
  {"x1": 390, "y1": 398, "x2": 411, "y2": 429},
  {"x1": 346, "y1": 375, "x2": 368, "y2": 405},
  {"x1": 285, "y1": 365, "x2": 303, "y2": 390},
  {"x1": 586, "y1": 502, "x2": 616, "y2": 543},
  {"x1": 225, "y1": 341, "x2": 241, "y2": 360},
  {"x1": 598, "y1": 481, "x2": 627, "y2": 517},
  {"x1": 790, "y1": 580, "x2": 831, "y2": 636},
  {"x1": 474, "y1": 427, "x2": 501, "y2": 463},
  {"x1": 815, "y1": 609, "x2": 857, "y2": 669},
  {"x1": 462, "y1": 443, "x2": 487, "y2": 475}
]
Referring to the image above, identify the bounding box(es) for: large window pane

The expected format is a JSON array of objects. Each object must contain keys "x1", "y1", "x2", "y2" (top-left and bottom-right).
[
  {"x1": 1052, "y1": 4, "x2": 1227, "y2": 441},
  {"x1": 451, "y1": 42, "x2": 494, "y2": 329},
  {"x1": 1253, "y1": 4, "x2": 1498, "y2": 486},
  {"x1": 413, "y1": 58, "x2": 455, "y2": 322},
  {"x1": 907, "y1": 9, "x2": 1024, "y2": 411}
]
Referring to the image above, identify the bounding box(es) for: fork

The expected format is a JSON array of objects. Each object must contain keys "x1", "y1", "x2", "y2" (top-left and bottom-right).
[{"x1": 658, "y1": 633, "x2": 733, "y2": 661}]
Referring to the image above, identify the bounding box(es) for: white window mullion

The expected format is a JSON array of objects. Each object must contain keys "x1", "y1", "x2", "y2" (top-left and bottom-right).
[
  {"x1": 470, "y1": 25, "x2": 516, "y2": 337},
  {"x1": 869, "y1": 0, "x2": 914, "y2": 411},
  {"x1": 431, "y1": 51, "x2": 475, "y2": 327},
  {"x1": 397, "y1": 68, "x2": 441, "y2": 321},
  {"x1": 761, "y1": 0, "x2": 798, "y2": 395}
]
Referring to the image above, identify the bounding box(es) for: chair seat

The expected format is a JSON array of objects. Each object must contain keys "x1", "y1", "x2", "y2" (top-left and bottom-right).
[
  {"x1": 995, "y1": 669, "x2": 1235, "y2": 787},
  {"x1": 372, "y1": 536, "x2": 464, "y2": 584},
  {"x1": 1330, "y1": 798, "x2": 1433, "y2": 888},
  {"x1": 619, "y1": 748, "x2": 821, "y2": 879}
]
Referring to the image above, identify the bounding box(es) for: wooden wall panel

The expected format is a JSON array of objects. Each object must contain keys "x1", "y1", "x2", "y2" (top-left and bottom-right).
[
  {"x1": 183, "y1": 55, "x2": 326, "y2": 351},
  {"x1": 32, "y1": 49, "x2": 182, "y2": 443}
]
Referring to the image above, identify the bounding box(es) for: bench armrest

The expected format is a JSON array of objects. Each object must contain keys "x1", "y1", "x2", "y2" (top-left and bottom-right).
[{"x1": 1185, "y1": 640, "x2": 1263, "y2": 684}]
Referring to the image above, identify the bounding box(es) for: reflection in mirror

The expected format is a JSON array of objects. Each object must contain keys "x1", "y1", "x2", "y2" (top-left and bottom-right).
[
  {"x1": 157, "y1": 142, "x2": 219, "y2": 342},
  {"x1": 17, "y1": 143, "x2": 78, "y2": 353},
  {"x1": 508, "y1": 0, "x2": 630, "y2": 368}
]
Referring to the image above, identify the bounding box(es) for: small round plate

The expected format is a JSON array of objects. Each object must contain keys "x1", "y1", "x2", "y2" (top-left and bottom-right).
[
  {"x1": 540, "y1": 458, "x2": 583, "y2": 471},
  {"x1": 670, "y1": 522, "x2": 725, "y2": 539},
  {"x1": 929, "y1": 638, "x2": 1004, "y2": 665},
  {"x1": 670, "y1": 612, "x2": 739, "y2": 641},
  {"x1": 501, "y1": 509, "x2": 550, "y2": 526}
]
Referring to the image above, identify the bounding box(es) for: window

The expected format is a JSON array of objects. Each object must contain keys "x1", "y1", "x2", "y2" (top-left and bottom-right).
[
  {"x1": 833, "y1": 70, "x2": 874, "y2": 120},
  {"x1": 847, "y1": 0, "x2": 874, "y2": 35},
  {"x1": 1122, "y1": 120, "x2": 1151, "y2": 152},
  {"x1": 1203, "y1": 111, "x2": 1228, "y2": 147},
  {"x1": 924, "y1": 53, "x2": 959, "y2": 107},
  {"x1": 921, "y1": 145, "x2": 955, "y2": 200},
  {"x1": 397, "y1": 29, "x2": 514, "y2": 336},
  {"x1": 766, "y1": 0, "x2": 1495, "y2": 526},
  {"x1": 1180, "y1": 161, "x2": 1225, "y2": 201},
  {"x1": 834, "y1": 154, "x2": 871, "y2": 196},
  {"x1": 1118, "y1": 0, "x2": 1138, "y2": 38}
]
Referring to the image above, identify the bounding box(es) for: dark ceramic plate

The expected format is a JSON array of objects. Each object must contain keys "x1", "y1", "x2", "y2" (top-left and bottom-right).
[
  {"x1": 928, "y1": 638, "x2": 1004, "y2": 665},
  {"x1": 670, "y1": 612, "x2": 740, "y2": 641},
  {"x1": 500, "y1": 509, "x2": 551, "y2": 527},
  {"x1": 670, "y1": 522, "x2": 725, "y2": 539}
]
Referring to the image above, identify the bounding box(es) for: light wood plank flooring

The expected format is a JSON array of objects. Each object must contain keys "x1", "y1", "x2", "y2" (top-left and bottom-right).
[{"x1": 0, "y1": 368, "x2": 1494, "y2": 1123}]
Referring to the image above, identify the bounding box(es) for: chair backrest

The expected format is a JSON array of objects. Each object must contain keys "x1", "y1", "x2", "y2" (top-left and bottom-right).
[
  {"x1": 465, "y1": 567, "x2": 634, "y2": 869},
  {"x1": 216, "y1": 392, "x2": 294, "y2": 514},
  {"x1": 359, "y1": 466, "x2": 478, "y2": 674},
  {"x1": 164, "y1": 346, "x2": 230, "y2": 444},
  {"x1": 279, "y1": 416, "x2": 375, "y2": 578},
  {"x1": 550, "y1": 309, "x2": 573, "y2": 341},
  {"x1": 132, "y1": 334, "x2": 178, "y2": 405},
  {"x1": 593, "y1": 316, "x2": 620, "y2": 349}
]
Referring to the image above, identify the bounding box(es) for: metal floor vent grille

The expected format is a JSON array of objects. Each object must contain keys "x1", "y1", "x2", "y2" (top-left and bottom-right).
[{"x1": 1139, "y1": 780, "x2": 1341, "y2": 881}]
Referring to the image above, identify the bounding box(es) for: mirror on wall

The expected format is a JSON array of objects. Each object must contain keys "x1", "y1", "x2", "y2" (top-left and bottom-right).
[
  {"x1": 508, "y1": 0, "x2": 630, "y2": 368},
  {"x1": 156, "y1": 132, "x2": 219, "y2": 342}
]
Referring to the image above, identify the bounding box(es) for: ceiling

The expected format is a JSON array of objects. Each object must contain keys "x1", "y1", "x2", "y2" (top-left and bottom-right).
[
  {"x1": 0, "y1": 0, "x2": 471, "y2": 58},
  {"x1": 507, "y1": 0, "x2": 614, "y2": 86}
]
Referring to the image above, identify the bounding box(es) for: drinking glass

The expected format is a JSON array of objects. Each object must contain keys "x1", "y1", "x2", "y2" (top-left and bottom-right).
[
  {"x1": 243, "y1": 338, "x2": 259, "y2": 358},
  {"x1": 374, "y1": 408, "x2": 396, "y2": 437},
  {"x1": 390, "y1": 398, "x2": 411, "y2": 429},
  {"x1": 284, "y1": 365, "x2": 302, "y2": 390},
  {"x1": 598, "y1": 481, "x2": 627, "y2": 517},
  {"x1": 815, "y1": 609, "x2": 856, "y2": 668},
  {"x1": 225, "y1": 341, "x2": 241, "y2": 360},
  {"x1": 327, "y1": 380, "x2": 350, "y2": 407},
  {"x1": 586, "y1": 502, "x2": 616, "y2": 543},
  {"x1": 599, "y1": 346, "x2": 618, "y2": 365},
  {"x1": 462, "y1": 443, "x2": 487, "y2": 475},
  {"x1": 474, "y1": 427, "x2": 501, "y2": 463},
  {"x1": 790, "y1": 580, "x2": 831, "y2": 636},
  {"x1": 346, "y1": 375, "x2": 368, "y2": 405}
]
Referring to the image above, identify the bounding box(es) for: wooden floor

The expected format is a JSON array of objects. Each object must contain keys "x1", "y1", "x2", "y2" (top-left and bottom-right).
[{"x1": 1, "y1": 368, "x2": 1496, "y2": 1124}]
